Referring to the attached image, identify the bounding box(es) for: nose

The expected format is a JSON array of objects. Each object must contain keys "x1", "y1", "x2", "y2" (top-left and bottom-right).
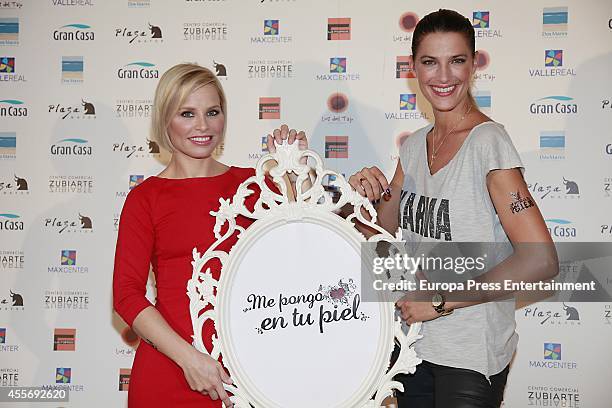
[
  {"x1": 437, "y1": 62, "x2": 451, "y2": 83},
  {"x1": 194, "y1": 113, "x2": 208, "y2": 131}
]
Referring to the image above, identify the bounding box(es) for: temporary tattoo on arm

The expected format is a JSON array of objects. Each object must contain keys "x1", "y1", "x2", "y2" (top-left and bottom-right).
[
  {"x1": 509, "y1": 191, "x2": 535, "y2": 214},
  {"x1": 144, "y1": 338, "x2": 158, "y2": 350}
]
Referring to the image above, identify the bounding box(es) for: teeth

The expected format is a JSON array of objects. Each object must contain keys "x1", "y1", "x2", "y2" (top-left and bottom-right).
[
  {"x1": 190, "y1": 136, "x2": 212, "y2": 142},
  {"x1": 432, "y1": 86, "x2": 455, "y2": 93}
]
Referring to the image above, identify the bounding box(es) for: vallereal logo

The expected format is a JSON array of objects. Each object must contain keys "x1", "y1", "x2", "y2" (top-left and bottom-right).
[
  {"x1": 50, "y1": 138, "x2": 93, "y2": 157},
  {"x1": 112, "y1": 138, "x2": 160, "y2": 158},
  {"x1": 49, "y1": 176, "x2": 94, "y2": 194},
  {"x1": 0, "y1": 57, "x2": 26, "y2": 83},
  {"x1": 53, "y1": 24, "x2": 95, "y2": 41},
  {"x1": 44, "y1": 213, "x2": 93, "y2": 234},
  {"x1": 117, "y1": 62, "x2": 159, "y2": 80},
  {"x1": 183, "y1": 22, "x2": 228, "y2": 41},
  {"x1": 529, "y1": 50, "x2": 576, "y2": 77},
  {"x1": 48, "y1": 99, "x2": 96, "y2": 120},
  {"x1": 115, "y1": 23, "x2": 162, "y2": 44},
  {"x1": 0, "y1": 174, "x2": 29, "y2": 195},
  {"x1": 115, "y1": 99, "x2": 153, "y2": 119},
  {"x1": 0, "y1": 99, "x2": 28, "y2": 117},
  {"x1": 385, "y1": 94, "x2": 428, "y2": 120},
  {"x1": 472, "y1": 11, "x2": 502, "y2": 38},
  {"x1": 52, "y1": 0, "x2": 94, "y2": 6}
]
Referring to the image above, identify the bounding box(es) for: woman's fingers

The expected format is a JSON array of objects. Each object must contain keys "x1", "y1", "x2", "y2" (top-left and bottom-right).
[{"x1": 266, "y1": 134, "x2": 276, "y2": 154}]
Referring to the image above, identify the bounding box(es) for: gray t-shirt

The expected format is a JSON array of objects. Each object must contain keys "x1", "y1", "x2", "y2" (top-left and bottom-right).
[{"x1": 398, "y1": 121, "x2": 523, "y2": 378}]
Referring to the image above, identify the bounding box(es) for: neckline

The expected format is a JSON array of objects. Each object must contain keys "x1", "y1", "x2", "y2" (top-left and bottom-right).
[
  {"x1": 151, "y1": 165, "x2": 235, "y2": 181},
  {"x1": 425, "y1": 121, "x2": 496, "y2": 177}
]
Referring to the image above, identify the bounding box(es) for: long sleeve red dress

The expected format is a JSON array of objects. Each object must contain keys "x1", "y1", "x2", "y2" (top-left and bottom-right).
[{"x1": 113, "y1": 166, "x2": 261, "y2": 407}]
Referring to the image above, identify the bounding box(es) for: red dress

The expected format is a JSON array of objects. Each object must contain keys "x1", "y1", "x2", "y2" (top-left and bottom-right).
[{"x1": 113, "y1": 166, "x2": 259, "y2": 407}]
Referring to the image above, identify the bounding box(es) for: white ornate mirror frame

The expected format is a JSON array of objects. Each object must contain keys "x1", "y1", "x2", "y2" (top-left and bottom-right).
[{"x1": 187, "y1": 142, "x2": 422, "y2": 407}]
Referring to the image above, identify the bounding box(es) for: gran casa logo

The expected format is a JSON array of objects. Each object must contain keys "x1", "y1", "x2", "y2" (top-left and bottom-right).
[
  {"x1": 0, "y1": 213, "x2": 23, "y2": 231},
  {"x1": 117, "y1": 62, "x2": 159, "y2": 80},
  {"x1": 44, "y1": 213, "x2": 93, "y2": 234},
  {"x1": 115, "y1": 23, "x2": 162, "y2": 44},
  {"x1": 0, "y1": 99, "x2": 28, "y2": 117},
  {"x1": 530, "y1": 96, "x2": 577, "y2": 115},
  {"x1": 50, "y1": 138, "x2": 92, "y2": 156},
  {"x1": 45, "y1": 290, "x2": 89, "y2": 310},
  {"x1": 545, "y1": 219, "x2": 577, "y2": 239},
  {"x1": 52, "y1": 23, "x2": 95, "y2": 41},
  {"x1": 48, "y1": 99, "x2": 96, "y2": 119},
  {"x1": 112, "y1": 138, "x2": 160, "y2": 158},
  {"x1": 0, "y1": 174, "x2": 29, "y2": 195}
]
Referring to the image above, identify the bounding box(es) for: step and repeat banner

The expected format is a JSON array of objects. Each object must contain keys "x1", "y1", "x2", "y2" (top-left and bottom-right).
[{"x1": 1, "y1": 0, "x2": 611, "y2": 406}]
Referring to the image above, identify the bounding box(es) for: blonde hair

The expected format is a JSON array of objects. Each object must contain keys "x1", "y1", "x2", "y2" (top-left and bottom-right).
[{"x1": 150, "y1": 63, "x2": 227, "y2": 152}]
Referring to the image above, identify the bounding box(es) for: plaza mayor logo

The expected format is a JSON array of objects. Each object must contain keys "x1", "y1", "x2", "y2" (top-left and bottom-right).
[
  {"x1": 50, "y1": 138, "x2": 93, "y2": 157},
  {"x1": 117, "y1": 62, "x2": 159, "y2": 80},
  {"x1": 522, "y1": 303, "x2": 580, "y2": 326},
  {"x1": 472, "y1": 11, "x2": 502, "y2": 38},
  {"x1": 115, "y1": 23, "x2": 162, "y2": 44},
  {"x1": 0, "y1": 289, "x2": 24, "y2": 311},
  {"x1": 0, "y1": 99, "x2": 28, "y2": 117},
  {"x1": 0, "y1": 57, "x2": 26, "y2": 83},
  {"x1": 52, "y1": 23, "x2": 95, "y2": 41},
  {"x1": 183, "y1": 21, "x2": 228, "y2": 41},
  {"x1": 248, "y1": 59, "x2": 293, "y2": 79},
  {"x1": 44, "y1": 213, "x2": 93, "y2": 234},
  {"x1": 48, "y1": 99, "x2": 96, "y2": 120},
  {"x1": 112, "y1": 138, "x2": 161, "y2": 158},
  {"x1": 529, "y1": 50, "x2": 576, "y2": 77},
  {"x1": 0, "y1": 174, "x2": 29, "y2": 195},
  {"x1": 542, "y1": 7, "x2": 568, "y2": 37},
  {"x1": 251, "y1": 19, "x2": 292, "y2": 44},
  {"x1": 530, "y1": 96, "x2": 578, "y2": 115},
  {"x1": 527, "y1": 177, "x2": 580, "y2": 200}
]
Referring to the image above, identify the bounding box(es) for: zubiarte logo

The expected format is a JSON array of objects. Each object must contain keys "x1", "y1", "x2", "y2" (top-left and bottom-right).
[
  {"x1": 393, "y1": 12, "x2": 418, "y2": 42},
  {"x1": 49, "y1": 176, "x2": 94, "y2": 194},
  {"x1": 0, "y1": 132, "x2": 16, "y2": 159},
  {"x1": 45, "y1": 290, "x2": 89, "y2": 310},
  {"x1": 44, "y1": 213, "x2": 93, "y2": 234},
  {"x1": 472, "y1": 11, "x2": 502, "y2": 38},
  {"x1": 0, "y1": 56, "x2": 25, "y2": 82},
  {"x1": 53, "y1": 24, "x2": 95, "y2": 41},
  {"x1": 0, "y1": 250, "x2": 25, "y2": 270},
  {"x1": 527, "y1": 177, "x2": 580, "y2": 200},
  {"x1": 542, "y1": 7, "x2": 568, "y2": 37},
  {"x1": 62, "y1": 56, "x2": 83, "y2": 84},
  {"x1": 0, "y1": 329, "x2": 20, "y2": 353},
  {"x1": 604, "y1": 304, "x2": 611, "y2": 325},
  {"x1": 184, "y1": 22, "x2": 228, "y2": 41},
  {"x1": 529, "y1": 343, "x2": 577, "y2": 370},
  {"x1": 385, "y1": 94, "x2": 428, "y2": 120},
  {"x1": 0, "y1": 174, "x2": 29, "y2": 195},
  {"x1": 119, "y1": 369, "x2": 131, "y2": 391},
  {"x1": 52, "y1": 0, "x2": 94, "y2": 6},
  {"x1": 522, "y1": 303, "x2": 580, "y2": 326},
  {"x1": 0, "y1": 99, "x2": 28, "y2": 117},
  {"x1": 248, "y1": 59, "x2": 293, "y2": 79},
  {"x1": 251, "y1": 19, "x2": 292, "y2": 44},
  {"x1": 0, "y1": 289, "x2": 24, "y2": 311},
  {"x1": 115, "y1": 99, "x2": 153, "y2": 118},
  {"x1": 539, "y1": 131, "x2": 565, "y2": 160},
  {"x1": 115, "y1": 23, "x2": 162, "y2": 44},
  {"x1": 117, "y1": 62, "x2": 159, "y2": 80},
  {"x1": 0, "y1": 368, "x2": 19, "y2": 385},
  {"x1": 0, "y1": 213, "x2": 23, "y2": 231},
  {"x1": 546, "y1": 219, "x2": 577, "y2": 239},
  {"x1": 604, "y1": 177, "x2": 611, "y2": 198},
  {"x1": 315, "y1": 56, "x2": 360, "y2": 81},
  {"x1": 325, "y1": 136, "x2": 348, "y2": 159},
  {"x1": 112, "y1": 138, "x2": 161, "y2": 158},
  {"x1": 529, "y1": 50, "x2": 576, "y2": 77},
  {"x1": 49, "y1": 99, "x2": 96, "y2": 120},
  {"x1": 0, "y1": 18, "x2": 19, "y2": 46},
  {"x1": 322, "y1": 93, "x2": 353, "y2": 124},
  {"x1": 328, "y1": 18, "x2": 350, "y2": 40},
  {"x1": 530, "y1": 96, "x2": 577, "y2": 115},
  {"x1": 527, "y1": 385, "x2": 580, "y2": 407},
  {"x1": 53, "y1": 328, "x2": 76, "y2": 351},
  {"x1": 50, "y1": 138, "x2": 93, "y2": 157}
]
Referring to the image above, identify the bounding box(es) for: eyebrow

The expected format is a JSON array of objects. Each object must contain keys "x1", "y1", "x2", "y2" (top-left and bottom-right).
[
  {"x1": 420, "y1": 54, "x2": 469, "y2": 59},
  {"x1": 178, "y1": 104, "x2": 221, "y2": 110}
]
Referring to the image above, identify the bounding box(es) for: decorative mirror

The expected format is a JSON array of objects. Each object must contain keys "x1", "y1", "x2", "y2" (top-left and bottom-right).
[{"x1": 187, "y1": 143, "x2": 421, "y2": 407}]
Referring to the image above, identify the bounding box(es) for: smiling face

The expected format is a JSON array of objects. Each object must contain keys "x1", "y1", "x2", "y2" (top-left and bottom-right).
[
  {"x1": 411, "y1": 31, "x2": 477, "y2": 113},
  {"x1": 167, "y1": 84, "x2": 225, "y2": 162}
]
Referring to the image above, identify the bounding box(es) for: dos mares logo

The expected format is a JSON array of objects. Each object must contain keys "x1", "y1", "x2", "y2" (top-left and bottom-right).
[
  {"x1": 0, "y1": 132, "x2": 16, "y2": 160},
  {"x1": 529, "y1": 49, "x2": 576, "y2": 77},
  {"x1": 530, "y1": 96, "x2": 577, "y2": 115},
  {"x1": 48, "y1": 98, "x2": 96, "y2": 119},
  {"x1": 542, "y1": 7, "x2": 568, "y2": 37},
  {"x1": 117, "y1": 62, "x2": 159, "y2": 80},
  {"x1": 0, "y1": 99, "x2": 28, "y2": 117},
  {"x1": 52, "y1": 23, "x2": 95, "y2": 41},
  {"x1": 62, "y1": 56, "x2": 84, "y2": 84},
  {"x1": 539, "y1": 131, "x2": 565, "y2": 160},
  {"x1": 50, "y1": 138, "x2": 93, "y2": 157},
  {"x1": 115, "y1": 22, "x2": 162, "y2": 44},
  {"x1": 0, "y1": 18, "x2": 19, "y2": 46},
  {"x1": 546, "y1": 219, "x2": 577, "y2": 239},
  {"x1": 0, "y1": 213, "x2": 23, "y2": 231}
]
